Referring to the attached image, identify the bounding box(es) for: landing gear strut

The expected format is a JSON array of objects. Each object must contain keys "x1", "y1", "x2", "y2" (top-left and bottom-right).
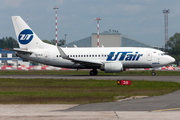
[
  {"x1": 151, "y1": 69, "x2": 156, "y2": 76},
  {"x1": 90, "y1": 69, "x2": 98, "y2": 75}
]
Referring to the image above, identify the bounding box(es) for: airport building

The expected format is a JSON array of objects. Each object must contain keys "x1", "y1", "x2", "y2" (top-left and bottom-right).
[
  {"x1": 64, "y1": 30, "x2": 156, "y2": 48},
  {"x1": 0, "y1": 48, "x2": 29, "y2": 67}
]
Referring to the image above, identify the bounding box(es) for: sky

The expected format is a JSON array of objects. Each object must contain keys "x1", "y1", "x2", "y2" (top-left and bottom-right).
[{"x1": 1, "y1": 0, "x2": 180, "y2": 48}]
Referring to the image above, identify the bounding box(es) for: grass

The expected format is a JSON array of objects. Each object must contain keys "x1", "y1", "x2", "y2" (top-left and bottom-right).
[
  {"x1": 0, "y1": 70, "x2": 180, "y2": 76},
  {"x1": 0, "y1": 78, "x2": 179, "y2": 104}
]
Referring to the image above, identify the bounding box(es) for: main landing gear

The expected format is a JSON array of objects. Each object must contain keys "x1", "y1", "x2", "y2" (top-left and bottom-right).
[
  {"x1": 151, "y1": 69, "x2": 156, "y2": 76},
  {"x1": 90, "y1": 69, "x2": 98, "y2": 75}
]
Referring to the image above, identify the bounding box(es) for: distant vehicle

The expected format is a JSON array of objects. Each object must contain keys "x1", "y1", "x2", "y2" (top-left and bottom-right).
[{"x1": 11, "y1": 16, "x2": 175, "y2": 76}]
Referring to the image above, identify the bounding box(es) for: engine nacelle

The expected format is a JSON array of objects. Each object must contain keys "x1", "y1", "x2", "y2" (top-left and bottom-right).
[{"x1": 103, "y1": 62, "x2": 123, "y2": 73}]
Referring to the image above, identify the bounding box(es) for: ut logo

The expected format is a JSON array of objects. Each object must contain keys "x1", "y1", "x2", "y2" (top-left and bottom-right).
[
  {"x1": 19, "y1": 34, "x2": 33, "y2": 40},
  {"x1": 18, "y1": 29, "x2": 33, "y2": 45},
  {"x1": 106, "y1": 52, "x2": 143, "y2": 61}
]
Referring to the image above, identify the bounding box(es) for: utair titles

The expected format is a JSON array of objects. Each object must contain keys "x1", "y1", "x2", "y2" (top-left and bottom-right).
[{"x1": 106, "y1": 52, "x2": 143, "y2": 61}]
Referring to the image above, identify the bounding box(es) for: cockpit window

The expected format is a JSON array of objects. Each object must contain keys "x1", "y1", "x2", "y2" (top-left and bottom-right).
[{"x1": 161, "y1": 53, "x2": 166, "y2": 56}]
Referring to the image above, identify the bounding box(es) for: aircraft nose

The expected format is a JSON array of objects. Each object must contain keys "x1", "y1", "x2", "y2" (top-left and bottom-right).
[{"x1": 168, "y1": 56, "x2": 175, "y2": 64}]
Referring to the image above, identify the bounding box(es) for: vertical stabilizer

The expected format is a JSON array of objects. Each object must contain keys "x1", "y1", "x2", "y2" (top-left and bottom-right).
[{"x1": 11, "y1": 16, "x2": 44, "y2": 50}]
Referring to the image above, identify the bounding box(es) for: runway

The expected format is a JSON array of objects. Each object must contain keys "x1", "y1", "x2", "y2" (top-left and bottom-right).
[
  {"x1": 1, "y1": 75, "x2": 180, "y2": 82},
  {"x1": 0, "y1": 75, "x2": 180, "y2": 119}
]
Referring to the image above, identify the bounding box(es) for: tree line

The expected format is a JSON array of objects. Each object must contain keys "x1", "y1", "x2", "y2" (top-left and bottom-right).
[
  {"x1": 0, "y1": 37, "x2": 19, "y2": 49},
  {"x1": 167, "y1": 33, "x2": 180, "y2": 65},
  {"x1": 42, "y1": 39, "x2": 65, "y2": 46}
]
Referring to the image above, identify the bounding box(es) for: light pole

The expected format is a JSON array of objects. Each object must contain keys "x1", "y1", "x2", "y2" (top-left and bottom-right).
[
  {"x1": 53, "y1": 7, "x2": 59, "y2": 46},
  {"x1": 94, "y1": 17, "x2": 102, "y2": 47}
]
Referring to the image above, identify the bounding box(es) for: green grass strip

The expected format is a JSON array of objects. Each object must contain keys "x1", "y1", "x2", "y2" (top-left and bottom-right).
[{"x1": 0, "y1": 78, "x2": 179, "y2": 104}]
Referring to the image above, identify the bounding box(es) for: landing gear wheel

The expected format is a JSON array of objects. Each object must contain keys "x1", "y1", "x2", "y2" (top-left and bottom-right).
[
  {"x1": 151, "y1": 72, "x2": 156, "y2": 76},
  {"x1": 90, "y1": 69, "x2": 98, "y2": 75}
]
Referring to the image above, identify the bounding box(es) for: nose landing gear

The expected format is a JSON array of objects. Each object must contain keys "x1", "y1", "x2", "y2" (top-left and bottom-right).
[{"x1": 151, "y1": 69, "x2": 156, "y2": 76}]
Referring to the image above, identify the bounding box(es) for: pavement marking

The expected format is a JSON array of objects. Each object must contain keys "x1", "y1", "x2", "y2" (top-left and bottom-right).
[{"x1": 152, "y1": 108, "x2": 180, "y2": 112}]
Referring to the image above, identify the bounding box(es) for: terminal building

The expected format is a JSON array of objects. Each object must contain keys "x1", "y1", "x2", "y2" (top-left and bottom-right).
[
  {"x1": 64, "y1": 30, "x2": 157, "y2": 48},
  {"x1": 0, "y1": 48, "x2": 29, "y2": 67}
]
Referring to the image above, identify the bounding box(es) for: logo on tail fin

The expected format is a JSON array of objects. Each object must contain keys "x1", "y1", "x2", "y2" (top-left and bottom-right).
[{"x1": 18, "y1": 29, "x2": 33, "y2": 45}]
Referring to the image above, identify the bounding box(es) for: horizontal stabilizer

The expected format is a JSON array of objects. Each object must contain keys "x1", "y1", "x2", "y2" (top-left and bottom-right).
[{"x1": 10, "y1": 48, "x2": 33, "y2": 54}]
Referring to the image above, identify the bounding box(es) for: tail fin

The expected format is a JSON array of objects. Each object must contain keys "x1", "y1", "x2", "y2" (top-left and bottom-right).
[{"x1": 11, "y1": 16, "x2": 44, "y2": 50}]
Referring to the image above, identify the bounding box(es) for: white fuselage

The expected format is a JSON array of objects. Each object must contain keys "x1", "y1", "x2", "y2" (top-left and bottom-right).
[{"x1": 17, "y1": 45, "x2": 174, "y2": 70}]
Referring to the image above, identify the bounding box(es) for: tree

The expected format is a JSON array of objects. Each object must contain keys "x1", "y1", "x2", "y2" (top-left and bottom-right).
[
  {"x1": 58, "y1": 39, "x2": 65, "y2": 46},
  {"x1": 167, "y1": 33, "x2": 180, "y2": 65},
  {"x1": 50, "y1": 39, "x2": 56, "y2": 45},
  {"x1": 0, "y1": 37, "x2": 19, "y2": 49},
  {"x1": 42, "y1": 40, "x2": 51, "y2": 44},
  {"x1": 42, "y1": 39, "x2": 65, "y2": 46}
]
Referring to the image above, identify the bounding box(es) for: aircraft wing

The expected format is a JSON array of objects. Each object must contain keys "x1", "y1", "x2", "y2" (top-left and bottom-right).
[
  {"x1": 10, "y1": 48, "x2": 33, "y2": 54},
  {"x1": 71, "y1": 59, "x2": 102, "y2": 66},
  {"x1": 57, "y1": 46, "x2": 102, "y2": 67}
]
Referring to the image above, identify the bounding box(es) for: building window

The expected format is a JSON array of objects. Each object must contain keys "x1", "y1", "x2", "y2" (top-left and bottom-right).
[
  {"x1": 2, "y1": 54, "x2": 7, "y2": 57},
  {"x1": 12, "y1": 54, "x2": 17, "y2": 57},
  {"x1": 23, "y1": 59, "x2": 28, "y2": 62}
]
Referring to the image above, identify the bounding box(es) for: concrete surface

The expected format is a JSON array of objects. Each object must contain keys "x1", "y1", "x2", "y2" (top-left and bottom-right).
[{"x1": 0, "y1": 104, "x2": 180, "y2": 120}]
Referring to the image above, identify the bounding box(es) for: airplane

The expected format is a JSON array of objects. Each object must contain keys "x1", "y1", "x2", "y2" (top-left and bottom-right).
[{"x1": 11, "y1": 16, "x2": 175, "y2": 76}]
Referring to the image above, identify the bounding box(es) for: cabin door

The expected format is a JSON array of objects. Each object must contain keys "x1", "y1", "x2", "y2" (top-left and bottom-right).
[
  {"x1": 44, "y1": 52, "x2": 50, "y2": 62},
  {"x1": 147, "y1": 51, "x2": 152, "y2": 61}
]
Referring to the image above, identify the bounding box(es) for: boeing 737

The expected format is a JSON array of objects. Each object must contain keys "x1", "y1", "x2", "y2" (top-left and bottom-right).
[{"x1": 11, "y1": 16, "x2": 175, "y2": 76}]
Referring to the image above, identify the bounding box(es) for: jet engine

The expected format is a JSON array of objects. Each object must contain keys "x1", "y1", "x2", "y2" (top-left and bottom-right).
[{"x1": 101, "y1": 62, "x2": 123, "y2": 73}]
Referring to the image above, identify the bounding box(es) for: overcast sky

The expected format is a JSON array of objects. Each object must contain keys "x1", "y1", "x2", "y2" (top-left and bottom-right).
[{"x1": 1, "y1": 0, "x2": 180, "y2": 47}]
